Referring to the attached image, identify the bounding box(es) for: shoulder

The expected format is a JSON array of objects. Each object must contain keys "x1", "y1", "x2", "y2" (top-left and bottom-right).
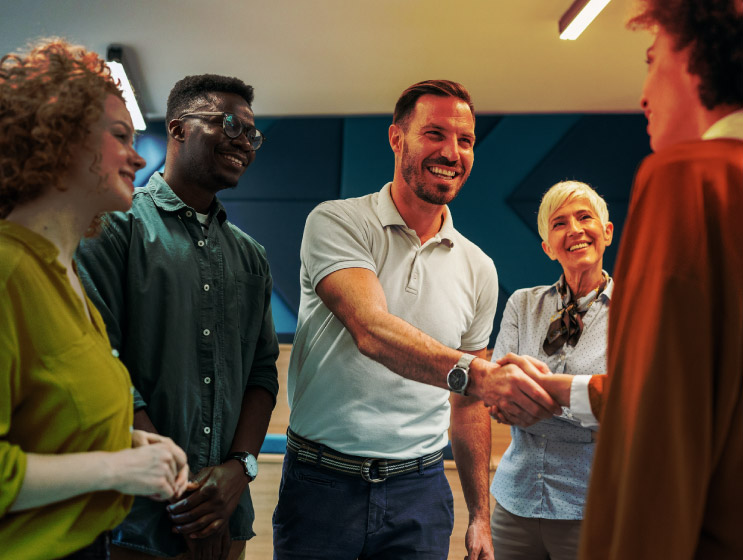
[
  {"x1": 507, "y1": 284, "x2": 555, "y2": 307},
  {"x1": 0, "y1": 239, "x2": 27, "y2": 289},
  {"x1": 222, "y1": 220, "x2": 269, "y2": 261},
  {"x1": 636, "y1": 139, "x2": 743, "y2": 191},
  {"x1": 308, "y1": 193, "x2": 377, "y2": 224}
]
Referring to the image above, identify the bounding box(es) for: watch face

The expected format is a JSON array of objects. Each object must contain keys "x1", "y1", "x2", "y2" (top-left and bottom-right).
[
  {"x1": 245, "y1": 454, "x2": 258, "y2": 478},
  {"x1": 448, "y1": 367, "x2": 467, "y2": 391}
]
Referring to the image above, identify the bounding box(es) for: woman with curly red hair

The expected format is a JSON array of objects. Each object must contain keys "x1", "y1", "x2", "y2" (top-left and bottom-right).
[{"x1": 0, "y1": 39, "x2": 189, "y2": 560}]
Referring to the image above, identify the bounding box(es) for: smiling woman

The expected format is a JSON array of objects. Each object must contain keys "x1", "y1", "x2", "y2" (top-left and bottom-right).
[
  {"x1": 0, "y1": 38, "x2": 188, "y2": 560},
  {"x1": 488, "y1": 180, "x2": 613, "y2": 560}
]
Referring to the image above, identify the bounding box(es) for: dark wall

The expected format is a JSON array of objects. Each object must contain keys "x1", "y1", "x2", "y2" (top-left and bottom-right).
[{"x1": 134, "y1": 113, "x2": 651, "y2": 345}]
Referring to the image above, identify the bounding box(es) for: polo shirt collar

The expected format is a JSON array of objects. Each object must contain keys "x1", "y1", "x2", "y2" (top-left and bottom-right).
[
  {"x1": 145, "y1": 173, "x2": 228, "y2": 224},
  {"x1": 377, "y1": 182, "x2": 455, "y2": 247},
  {"x1": 0, "y1": 219, "x2": 59, "y2": 265}
]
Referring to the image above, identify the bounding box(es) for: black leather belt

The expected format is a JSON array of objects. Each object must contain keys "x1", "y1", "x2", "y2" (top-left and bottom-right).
[{"x1": 286, "y1": 428, "x2": 444, "y2": 483}]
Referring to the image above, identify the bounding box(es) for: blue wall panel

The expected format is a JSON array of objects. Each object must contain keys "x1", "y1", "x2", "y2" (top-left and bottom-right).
[{"x1": 132, "y1": 112, "x2": 648, "y2": 345}]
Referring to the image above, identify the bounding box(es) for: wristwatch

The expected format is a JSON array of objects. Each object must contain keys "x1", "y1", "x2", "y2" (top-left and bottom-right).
[
  {"x1": 227, "y1": 452, "x2": 258, "y2": 482},
  {"x1": 447, "y1": 353, "x2": 476, "y2": 395}
]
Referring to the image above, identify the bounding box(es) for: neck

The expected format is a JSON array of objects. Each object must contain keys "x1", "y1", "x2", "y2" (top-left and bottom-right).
[
  {"x1": 5, "y1": 189, "x2": 93, "y2": 267},
  {"x1": 162, "y1": 161, "x2": 216, "y2": 214},
  {"x1": 564, "y1": 267, "x2": 604, "y2": 298},
  {"x1": 389, "y1": 179, "x2": 446, "y2": 244}
]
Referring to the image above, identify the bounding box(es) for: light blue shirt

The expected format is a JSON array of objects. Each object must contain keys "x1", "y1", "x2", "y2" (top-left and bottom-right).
[{"x1": 490, "y1": 275, "x2": 612, "y2": 519}]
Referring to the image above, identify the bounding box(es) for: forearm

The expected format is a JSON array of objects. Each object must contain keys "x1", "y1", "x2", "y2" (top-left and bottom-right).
[
  {"x1": 451, "y1": 390, "x2": 492, "y2": 523},
  {"x1": 354, "y1": 312, "x2": 466, "y2": 390},
  {"x1": 11, "y1": 452, "x2": 119, "y2": 512},
  {"x1": 229, "y1": 386, "x2": 275, "y2": 457}
]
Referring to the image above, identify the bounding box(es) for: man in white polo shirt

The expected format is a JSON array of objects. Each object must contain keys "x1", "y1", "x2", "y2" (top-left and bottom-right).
[{"x1": 272, "y1": 80, "x2": 561, "y2": 560}]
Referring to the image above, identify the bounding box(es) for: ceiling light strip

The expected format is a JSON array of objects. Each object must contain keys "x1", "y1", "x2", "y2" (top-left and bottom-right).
[{"x1": 559, "y1": 0, "x2": 612, "y2": 40}]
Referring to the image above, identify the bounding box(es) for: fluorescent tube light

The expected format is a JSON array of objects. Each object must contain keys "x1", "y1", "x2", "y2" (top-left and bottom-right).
[
  {"x1": 106, "y1": 59, "x2": 147, "y2": 130},
  {"x1": 559, "y1": 0, "x2": 611, "y2": 40}
]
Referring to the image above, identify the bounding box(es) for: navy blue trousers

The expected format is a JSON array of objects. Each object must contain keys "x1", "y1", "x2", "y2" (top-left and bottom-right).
[{"x1": 273, "y1": 450, "x2": 454, "y2": 559}]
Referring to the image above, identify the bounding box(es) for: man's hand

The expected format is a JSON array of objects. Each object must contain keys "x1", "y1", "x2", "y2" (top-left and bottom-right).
[
  {"x1": 468, "y1": 359, "x2": 561, "y2": 427},
  {"x1": 464, "y1": 515, "x2": 494, "y2": 560},
  {"x1": 183, "y1": 524, "x2": 232, "y2": 560},
  {"x1": 167, "y1": 461, "x2": 248, "y2": 539}
]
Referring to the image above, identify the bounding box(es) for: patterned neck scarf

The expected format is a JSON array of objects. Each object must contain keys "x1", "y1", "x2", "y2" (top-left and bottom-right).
[{"x1": 543, "y1": 273, "x2": 607, "y2": 356}]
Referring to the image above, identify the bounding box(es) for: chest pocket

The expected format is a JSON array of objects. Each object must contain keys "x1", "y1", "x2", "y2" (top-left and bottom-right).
[
  {"x1": 41, "y1": 332, "x2": 131, "y2": 430},
  {"x1": 236, "y1": 272, "x2": 266, "y2": 343}
]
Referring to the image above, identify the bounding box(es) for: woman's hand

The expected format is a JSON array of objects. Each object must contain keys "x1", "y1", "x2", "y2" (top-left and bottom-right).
[{"x1": 107, "y1": 431, "x2": 190, "y2": 500}]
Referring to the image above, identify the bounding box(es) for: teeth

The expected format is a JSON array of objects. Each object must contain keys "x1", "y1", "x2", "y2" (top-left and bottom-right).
[
  {"x1": 569, "y1": 243, "x2": 589, "y2": 251},
  {"x1": 221, "y1": 154, "x2": 244, "y2": 167},
  {"x1": 429, "y1": 166, "x2": 455, "y2": 178}
]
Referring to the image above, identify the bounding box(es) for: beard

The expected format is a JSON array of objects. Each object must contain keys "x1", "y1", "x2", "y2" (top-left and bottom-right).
[{"x1": 400, "y1": 142, "x2": 467, "y2": 206}]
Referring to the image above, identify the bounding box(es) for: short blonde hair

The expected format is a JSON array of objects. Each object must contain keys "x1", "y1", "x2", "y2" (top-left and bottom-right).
[{"x1": 537, "y1": 181, "x2": 610, "y2": 243}]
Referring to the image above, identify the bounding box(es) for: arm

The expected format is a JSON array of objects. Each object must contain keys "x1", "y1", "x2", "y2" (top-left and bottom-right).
[
  {"x1": 315, "y1": 267, "x2": 560, "y2": 424},
  {"x1": 451, "y1": 348, "x2": 494, "y2": 560},
  {"x1": 10, "y1": 433, "x2": 189, "y2": 512}
]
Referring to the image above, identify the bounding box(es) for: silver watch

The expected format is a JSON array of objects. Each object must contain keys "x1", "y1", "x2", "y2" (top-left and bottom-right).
[
  {"x1": 447, "y1": 353, "x2": 476, "y2": 395},
  {"x1": 227, "y1": 452, "x2": 258, "y2": 481}
]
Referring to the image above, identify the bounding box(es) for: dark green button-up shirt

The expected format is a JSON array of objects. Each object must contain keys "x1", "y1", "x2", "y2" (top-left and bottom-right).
[{"x1": 76, "y1": 173, "x2": 279, "y2": 557}]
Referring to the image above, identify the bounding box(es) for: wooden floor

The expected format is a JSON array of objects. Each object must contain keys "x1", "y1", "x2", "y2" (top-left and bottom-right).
[{"x1": 249, "y1": 345, "x2": 509, "y2": 559}]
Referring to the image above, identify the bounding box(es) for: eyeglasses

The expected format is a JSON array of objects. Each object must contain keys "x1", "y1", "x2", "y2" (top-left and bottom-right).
[{"x1": 178, "y1": 112, "x2": 266, "y2": 150}]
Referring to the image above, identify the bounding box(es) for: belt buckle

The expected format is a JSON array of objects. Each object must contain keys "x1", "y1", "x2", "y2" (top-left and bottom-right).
[{"x1": 361, "y1": 458, "x2": 386, "y2": 483}]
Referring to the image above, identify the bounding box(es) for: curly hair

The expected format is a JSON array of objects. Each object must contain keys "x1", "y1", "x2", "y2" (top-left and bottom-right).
[
  {"x1": 0, "y1": 38, "x2": 123, "y2": 218},
  {"x1": 628, "y1": 0, "x2": 743, "y2": 109},
  {"x1": 165, "y1": 74, "x2": 254, "y2": 125},
  {"x1": 393, "y1": 79, "x2": 474, "y2": 130}
]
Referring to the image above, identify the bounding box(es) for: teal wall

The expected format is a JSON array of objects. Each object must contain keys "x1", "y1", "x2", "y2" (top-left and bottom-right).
[{"x1": 134, "y1": 113, "x2": 651, "y2": 345}]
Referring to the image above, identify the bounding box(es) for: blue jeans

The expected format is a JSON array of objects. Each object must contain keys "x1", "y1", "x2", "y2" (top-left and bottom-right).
[{"x1": 272, "y1": 449, "x2": 454, "y2": 559}]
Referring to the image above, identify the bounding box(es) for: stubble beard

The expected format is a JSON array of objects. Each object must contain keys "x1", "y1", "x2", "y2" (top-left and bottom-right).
[{"x1": 400, "y1": 143, "x2": 465, "y2": 206}]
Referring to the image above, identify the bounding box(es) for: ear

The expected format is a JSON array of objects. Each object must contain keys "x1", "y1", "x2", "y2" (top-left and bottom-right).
[
  {"x1": 603, "y1": 221, "x2": 614, "y2": 246},
  {"x1": 542, "y1": 240, "x2": 557, "y2": 261},
  {"x1": 168, "y1": 118, "x2": 186, "y2": 142},
  {"x1": 389, "y1": 123, "x2": 403, "y2": 155}
]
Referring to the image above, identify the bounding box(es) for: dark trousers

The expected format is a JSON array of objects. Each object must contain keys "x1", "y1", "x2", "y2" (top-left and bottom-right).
[{"x1": 273, "y1": 449, "x2": 454, "y2": 559}]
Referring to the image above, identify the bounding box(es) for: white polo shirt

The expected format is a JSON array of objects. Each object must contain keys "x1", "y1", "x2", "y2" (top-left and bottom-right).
[{"x1": 287, "y1": 183, "x2": 498, "y2": 458}]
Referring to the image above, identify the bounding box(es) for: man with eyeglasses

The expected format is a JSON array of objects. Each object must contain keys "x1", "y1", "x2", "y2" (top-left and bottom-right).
[{"x1": 76, "y1": 74, "x2": 279, "y2": 560}]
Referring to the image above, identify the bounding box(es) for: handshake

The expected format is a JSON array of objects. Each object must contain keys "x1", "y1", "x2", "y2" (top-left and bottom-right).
[{"x1": 464, "y1": 353, "x2": 576, "y2": 428}]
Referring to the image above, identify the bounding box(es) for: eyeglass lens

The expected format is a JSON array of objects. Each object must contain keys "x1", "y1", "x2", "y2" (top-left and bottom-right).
[{"x1": 223, "y1": 114, "x2": 263, "y2": 149}]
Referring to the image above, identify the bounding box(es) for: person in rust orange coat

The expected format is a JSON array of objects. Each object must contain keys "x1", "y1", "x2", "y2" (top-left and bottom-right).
[{"x1": 500, "y1": 1, "x2": 743, "y2": 558}]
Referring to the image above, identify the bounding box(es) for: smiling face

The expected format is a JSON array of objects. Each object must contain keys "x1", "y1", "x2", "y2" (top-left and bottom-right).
[
  {"x1": 176, "y1": 91, "x2": 256, "y2": 193},
  {"x1": 390, "y1": 94, "x2": 475, "y2": 206},
  {"x1": 641, "y1": 29, "x2": 703, "y2": 152},
  {"x1": 542, "y1": 196, "x2": 613, "y2": 280},
  {"x1": 68, "y1": 94, "x2": 146, "y2": 214}
]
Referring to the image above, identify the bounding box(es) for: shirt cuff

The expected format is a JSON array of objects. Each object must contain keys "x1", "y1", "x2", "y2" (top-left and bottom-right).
[{"x1": 570, "y1": 375, "x2": 599, "y2": 428}]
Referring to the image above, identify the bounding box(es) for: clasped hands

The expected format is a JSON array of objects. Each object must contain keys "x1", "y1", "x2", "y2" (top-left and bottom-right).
[
  {"x1": 474, "y1": 353, "x2": 569, "y2": 427},
  {"x1": 166, "y1": 460, "x2": 248, "y2": 560}
]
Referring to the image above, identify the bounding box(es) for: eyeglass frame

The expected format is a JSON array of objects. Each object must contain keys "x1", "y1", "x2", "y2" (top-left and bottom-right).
[{"x1": 177, "y1": 111, "x2": 266, "y2": 150}]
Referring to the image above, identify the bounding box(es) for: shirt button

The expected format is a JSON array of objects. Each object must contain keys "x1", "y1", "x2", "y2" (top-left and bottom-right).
[
  {"x1": 185, "y1": 210, "x2": 193, "y2": 217},
  {"x1": 204, "y1": 377, "x2": 211, "y2": 384},
  {"x1": 111, "y1": 348, "x2": 120, "y2": 358},
  {"x1": 197, "y1": 240, "x2": 205, "y2": 247},
  {"x1": 203, "y1": 328, "x2": 211, "y2": 336},
  {"x1": 204, "y1": 426, "x2": 211, "y2": 435},
  {"x1": 203, "y1": 284, "x2": 210, "y2": 291},
  {"x1": 537, "y1": 473, "x2": 542, "y2": 479}
]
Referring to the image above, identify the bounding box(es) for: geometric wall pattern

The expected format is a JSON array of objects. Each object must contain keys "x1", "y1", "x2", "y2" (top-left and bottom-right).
[{"x1": 134, "y1": 113, "x2": 651, "y2": 345}]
